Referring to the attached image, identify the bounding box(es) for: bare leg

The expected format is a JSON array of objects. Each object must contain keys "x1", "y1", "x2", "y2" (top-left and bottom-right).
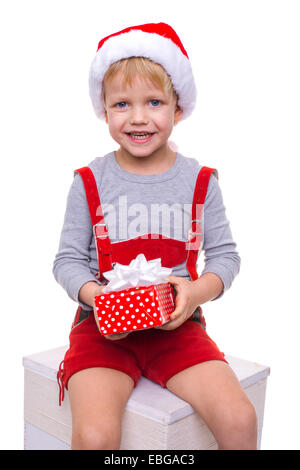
[
  {"x1": 166, "y1": 360, "x2": 257, "y2": 450},
  {"x1": 68, "y1": 367, "x2": 134, "y2": 450}
]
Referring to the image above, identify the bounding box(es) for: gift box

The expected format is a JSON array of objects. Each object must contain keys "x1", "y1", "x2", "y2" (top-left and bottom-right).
[
  {"x1": 94, "y1": 282, "x2": 175, "y2": 335},
  {"x1": 94, "y1": 254, "x2": 175, "y2": 335}
]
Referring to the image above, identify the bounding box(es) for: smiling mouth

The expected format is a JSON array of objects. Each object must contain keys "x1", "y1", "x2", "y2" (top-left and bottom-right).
[
  {"x1": 126, "y1": 132, "x2": 155, "y2": 142},
  {"x1": 126, "y1": 132, "x2": 154, "y2": 139}
]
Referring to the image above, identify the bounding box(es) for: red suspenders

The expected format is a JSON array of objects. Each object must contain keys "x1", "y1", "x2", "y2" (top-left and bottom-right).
[
  {"x1": 186, "y1": 166, "x2": 217, "y2": 280},
  {"x1": 74, "y1": 165, "x2": 216, "y2": 282},
  {"x1": 74, "y1": 167, "x2": 113, "y2": 277}
]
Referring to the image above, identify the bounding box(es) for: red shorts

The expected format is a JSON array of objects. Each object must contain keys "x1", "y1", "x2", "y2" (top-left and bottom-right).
[{"x1": 57, "y1": 307, "x2": 227, "y2": 404}]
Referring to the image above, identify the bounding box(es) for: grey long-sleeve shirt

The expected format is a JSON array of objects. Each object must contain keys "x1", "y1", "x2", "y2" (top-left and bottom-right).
[{"x1": 53, "y1": 152, "x2": 240, "y2": 311}]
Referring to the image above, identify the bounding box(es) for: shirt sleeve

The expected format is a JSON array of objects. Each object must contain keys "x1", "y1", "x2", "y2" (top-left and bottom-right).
[
  {"x1": 52, "y1": 174, "x2": 104, "y2": 311},
  {"x1": 201, "y1": 173, "x2": 241, "y2": 299}
]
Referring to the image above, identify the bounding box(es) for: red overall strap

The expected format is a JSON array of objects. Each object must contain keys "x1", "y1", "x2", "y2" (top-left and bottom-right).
[
  {"x1": 186, "y1": 166, "x2": 217, "y2": 281},
  {"x1": 74, "y1": 166, "x2": 113, "y2": 276}
]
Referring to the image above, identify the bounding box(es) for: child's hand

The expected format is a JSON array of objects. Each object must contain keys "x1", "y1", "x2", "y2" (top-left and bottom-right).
[
  {"x1": 92, "y1": 286, "x2": 131, "y2": 341},
  {"x1": 156, "y1": 275, "x2": 200, "y2": 331},
  {"x1": 92, "y1": 285, "x2": 106, "y2": 332}
]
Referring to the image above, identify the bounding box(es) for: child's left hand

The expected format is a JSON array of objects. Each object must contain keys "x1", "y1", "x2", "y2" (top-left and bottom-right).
[{"x1": 156, "y1": 275, "x2": 200, "y2": 331}]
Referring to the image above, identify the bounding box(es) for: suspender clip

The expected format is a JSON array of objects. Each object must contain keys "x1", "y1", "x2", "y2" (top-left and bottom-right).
[
  {"x1": 188, "y1": 219, "x2": 202, "y2": 239},
  {"x1": 94, "y1": 223, "x2": 112, "y2": 254},
  {"x1": 94, "y1": 222, "x2": 109, "y2": 239}
]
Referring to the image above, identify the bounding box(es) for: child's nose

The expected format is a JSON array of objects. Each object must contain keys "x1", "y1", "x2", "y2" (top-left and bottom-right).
[{"x1": 129, "y1": 106, "x2": 149, "y2": 125}]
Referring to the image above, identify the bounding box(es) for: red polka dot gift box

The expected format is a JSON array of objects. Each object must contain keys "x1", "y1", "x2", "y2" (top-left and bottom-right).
[
  {"x1": 94, "y1": 254, "x2": 175, "y2": 335},
  {"x1": 94, "y1": 282, "x2": 175, "y2": 335}
]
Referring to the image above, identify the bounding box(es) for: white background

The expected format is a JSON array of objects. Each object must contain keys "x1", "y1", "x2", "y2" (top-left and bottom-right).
[{"x1": 0, "y1": 0, "x2": 299, "y2": 450}]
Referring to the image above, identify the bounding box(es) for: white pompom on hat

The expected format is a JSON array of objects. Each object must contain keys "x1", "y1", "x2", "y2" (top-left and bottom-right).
[{"x1": 89, "y1": 22, "x2": 197, "y2": 121}]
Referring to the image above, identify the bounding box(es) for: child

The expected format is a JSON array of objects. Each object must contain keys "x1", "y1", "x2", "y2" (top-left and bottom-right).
[{"x1": 54, "y1": 23, "x2": 257, "y2": 450}]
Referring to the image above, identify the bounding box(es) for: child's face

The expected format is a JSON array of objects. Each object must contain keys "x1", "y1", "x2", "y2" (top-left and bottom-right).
[{"x1": 104, "y1": 72, "x2": 183, "y2": 160}]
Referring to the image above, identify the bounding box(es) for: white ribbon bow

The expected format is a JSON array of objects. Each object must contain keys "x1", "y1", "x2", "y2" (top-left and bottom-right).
[{"x1": 102, "y1": 253, "x2": 172, "y2": 293}]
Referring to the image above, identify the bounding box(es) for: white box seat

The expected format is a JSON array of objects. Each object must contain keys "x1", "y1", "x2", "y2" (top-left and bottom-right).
[{"x1": 23, "y1": 346, "x2": 270, "y2": 450}]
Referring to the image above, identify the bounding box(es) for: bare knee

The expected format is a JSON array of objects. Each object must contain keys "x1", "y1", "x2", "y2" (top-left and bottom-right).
[
  {"x1": 72, "y1": 421, "x2": 121, "y2": 450},
  {"x1": 218, "y1": 399, "x2": 258, "y2": 450}
]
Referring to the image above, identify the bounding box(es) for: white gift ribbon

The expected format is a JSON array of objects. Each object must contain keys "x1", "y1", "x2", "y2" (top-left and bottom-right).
[{"x1": 102, "y1": 253, "x2": 172, "y2": 293}]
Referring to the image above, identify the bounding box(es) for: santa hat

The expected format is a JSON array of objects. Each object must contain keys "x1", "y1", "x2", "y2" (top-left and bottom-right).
[{"x1": 89, "y1": 22, "x2": 197, "y2": 121}]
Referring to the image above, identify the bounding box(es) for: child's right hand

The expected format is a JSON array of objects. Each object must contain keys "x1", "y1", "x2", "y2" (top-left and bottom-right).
[{"x1": 92, "y1": 286, "x2": 131, "y2": 341}]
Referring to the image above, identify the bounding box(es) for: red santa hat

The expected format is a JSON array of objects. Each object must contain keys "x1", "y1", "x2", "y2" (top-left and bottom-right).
[{"x1": 89, "y1": 22, "x2": 197, "y2": 121}]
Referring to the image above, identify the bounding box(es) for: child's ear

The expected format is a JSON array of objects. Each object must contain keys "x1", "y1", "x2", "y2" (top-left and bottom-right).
[{"x1": 174, "y1": 106, "x2": 183, "y2": 125}]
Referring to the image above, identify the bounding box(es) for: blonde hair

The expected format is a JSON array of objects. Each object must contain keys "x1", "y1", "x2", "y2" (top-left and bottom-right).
[{"x1": 102, "y1": 57, "x2": 179, "y2": 107}]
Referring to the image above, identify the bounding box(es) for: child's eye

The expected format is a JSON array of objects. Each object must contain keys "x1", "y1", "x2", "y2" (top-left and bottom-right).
[
  {"x1": 116, "y1": 102, "x2": 128, "y2": 108},
  {"x1": 150, "y1": 99, "x2": 161, "y2": 107}
]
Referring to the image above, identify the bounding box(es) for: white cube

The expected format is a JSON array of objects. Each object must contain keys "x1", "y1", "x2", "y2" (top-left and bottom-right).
[{"x1": 23, "y1": 346, "x2": 270, "y2": 450}]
